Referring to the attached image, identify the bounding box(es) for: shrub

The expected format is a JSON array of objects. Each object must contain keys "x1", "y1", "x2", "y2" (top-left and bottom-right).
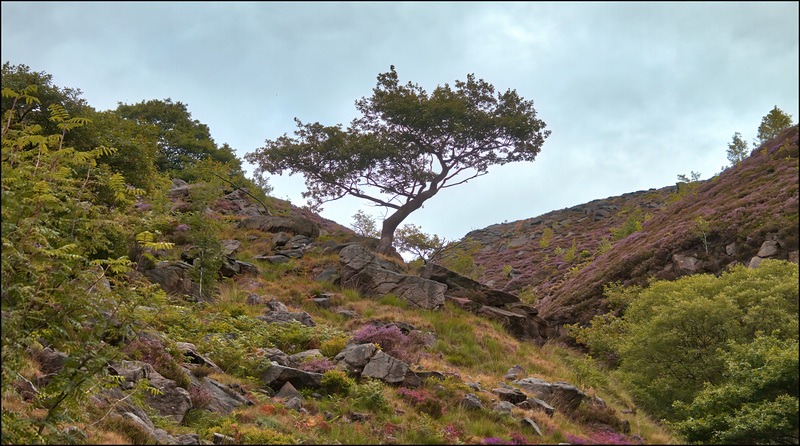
[
  {"x1": 189, "y1": 385, "x2": 213, "y2": 410},
  {"x1": 320, "y1": 370, "x2": 354, "y2": 396},
  {"x1": 298, "y1": 357, "x2": 336, "y2": 374},
  {"x1": 319, "y1": 336, "x2": 348, "y2": 359},
  {"x1": 351, "y1": 379, "x2": 388, "y2": 412},
  {"x1": 352, "y1": 324, "x2": 420, "y2": 363}
]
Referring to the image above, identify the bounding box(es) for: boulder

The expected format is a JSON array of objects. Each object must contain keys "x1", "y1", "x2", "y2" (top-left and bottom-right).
[
  {"x1": 491, "y1": 387, "x2": 528, "y2": 404},
  {"x1": 461, "y1": 393, "x2": 484, "y2": 410},
  {"x1": 673, "y1": 254, "x2": 702, "y2": 274},
  {"x1": 512, "y1": 378, "x2": 587, "y2": 413},
  {"x1": 335, "y1": 343, "x2": 378, "y2": 374},
  {"x1": 238, "y1": 216, "x2": 320, "y2": 239},
  {"x1": 274, "y1": 381, "x2": 305, "y2": 401},
  {"x1": 176, "y1": 342, "x2": 224, "y2": 374},
  {"x1": 421, "y1": 263, "x2": 520, "y2": 307},
  {"x1": 144, "y1": 261, "x2": 204, "y2": 301},
  {"x1": 186, "y1": 371, "x2": 250, "y2": 414},
  {"x1": 109, "y1": 360, "x2": 192, "y2": 423},
  {"x1": 521, "y1": 417, "x2": 544, "y2": 436},
  {"x1": 339, "y1": 244, "x2": 446, "y2": 310},
  {"x1": 477, "y1": 306, "x2": 538, "y2": 340},
  {"x1": 260, "y1": 362, "x2": 323, "y2": 390},
  {"x1": 756, "y1": 240, "x2": 780, "y2": 258},
  {"x1": 220, "y1": 239, "x2": 242, "y2": 256},
  {"x1": 503, "y1": 364, "x2": 526, "y2": 381}
]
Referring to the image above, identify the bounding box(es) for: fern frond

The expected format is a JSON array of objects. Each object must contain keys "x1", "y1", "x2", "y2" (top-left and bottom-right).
[
  {"x1": 136, "y1": 231, "x2": 156, "y2": 245},
  {"x1": 93, "y1": 146, "x2": 117, "y2": 157},
  {"x1": 33, "y1": 181, "x2": 51, "y2": 194},
  {"x1": 48, "y1": 104, "x2": 70, "y2": 123},
  {"x1": 45, "y1": 243, "x2": 83, "y2": 260},
  {"x1": 147, "y1": 241, "x2": 175, "y2": 251}
]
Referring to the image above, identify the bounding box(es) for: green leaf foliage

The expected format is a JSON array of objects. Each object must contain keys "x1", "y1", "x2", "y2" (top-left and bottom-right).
[
  {"x1": 1, "y1": 84, "x2": 174, "y2": 443},
  {"x1": 569, "y1": 259, "x2": 798, "y2": 427},
  {"x1": 671, "y1": 335, "x2": 798, "y2": 445},
  {"x1": 246, "y1": 66, "x2": 550, "y2": 254}
]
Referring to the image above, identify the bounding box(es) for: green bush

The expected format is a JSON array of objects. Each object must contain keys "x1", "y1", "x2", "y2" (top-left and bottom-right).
[
  {"x1": 671, "y1": 335, "x2": 799, "y2": 445},
  {"x1": 570, "y1": 259, "x2": 798, "y2": 425},
  {"x1": 321, "y1": 370, "x2": 355, "y2": 396}
]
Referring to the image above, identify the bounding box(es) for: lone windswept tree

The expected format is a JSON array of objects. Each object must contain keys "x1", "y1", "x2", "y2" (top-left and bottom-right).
[{"x1": 246, "y1": 66, "x2": 550, "y2": 255}]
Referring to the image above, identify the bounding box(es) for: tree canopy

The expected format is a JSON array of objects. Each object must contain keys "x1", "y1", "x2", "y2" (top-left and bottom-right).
[
  {"x1": 246, "y1": 66, "x2": 550, "y2": 254},
  {"x1": 755, "y1": 106, "x2": 794, "y2": 147},
  {"x1": 115, "y1": 98, "x2": 242, "y2": 176}
]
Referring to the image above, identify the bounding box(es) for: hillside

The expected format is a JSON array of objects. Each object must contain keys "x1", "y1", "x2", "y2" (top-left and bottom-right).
[
  {"x1": 2, "y1": 65, "x2": 796, "y2": 444},
  {"x1": 442, "y1": 125, "x2": 799, "y2": 334}
]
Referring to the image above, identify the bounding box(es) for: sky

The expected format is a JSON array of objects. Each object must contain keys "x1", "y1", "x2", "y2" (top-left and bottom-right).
[{"x1": 2, "y1": 1, "x2": 798, "y2": 244}]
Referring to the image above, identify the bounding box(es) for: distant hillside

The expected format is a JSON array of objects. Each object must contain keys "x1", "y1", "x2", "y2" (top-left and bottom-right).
[{"x1": 442, "y1": 125, "x2": 799, "y2": 334}]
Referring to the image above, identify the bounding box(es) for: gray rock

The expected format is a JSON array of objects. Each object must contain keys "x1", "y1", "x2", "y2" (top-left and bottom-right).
[
  {"x1": 285, "y1": 235, "x2": 314, "y2": 250},
  {"x1": 757, "y1": 240, "x2": 780, "y2": 258},
  {"x1": 513, "y1": 378, "x2": 587, "y2": 413},
  {"x1": 245, "y1": 293, "x2": 266, "y2": 306},
  {"x1": 144, "y1": 261, "x2": 204, "y2": 301},
  {"x1": 272, "y1": 232, "x2": 291, "y2": 246},
  {"x1": 335, "y1": 343, "x2": 378, "y2": 374},
  {"x1": 421, "y1": 263, "x2": 520, "y2": 306},
  {"x1": 284, "y1": 396, "x2": 303, "y2": 411},
  {"x1": 477, "y1": 306, "x2": 537, "y2": 340},
  {"x1": 461, "y1": 393, "x2": 484, "y2": 410},
  {"x1": 238, "y1": 215, "x2": 320, "y2": 239},
  {"x1": 503, "y1": 364, "x2": 526, "y2": 381},
  {"x1": 260, "y1": 362, "x2": 323, "y2": 390},
  {"x1": 274, "y1": 381, "x2": 304, "y2": 401},
  {"x1": 176, "y1": 342, "x2": 224, "y2": 373},
  {"x1": 220, "y1": 239, "x2": 242, "y2": 256},
  {"x1": 310, "y1": 297, "x2": 333, "y2": 309},
  {"x1": 276, "y1": 248, "x2": 304, "y2": 258},
  {"x1": 340, "y1": 244, "x2": 446, "y2": 310},
  {"x1": 361, "y1": 350, "x2": 411, "y2": 385},
  {"x1": 492, "y1": 401, "x2": 516, "y2": 415},
  {"x1": 316, "y1": 265, "x2": 340, "y2": 283},
  {"x1": 673, "y1": 254, "x2": 702, "y2": 274},
  {"x1": 265, "y1": 298, "x2": 289, "y2": 312},
  {"x1": 491, "y1": 387, "x2": 528, "y2": 404},
  {"x1": 254, "y1": 255, "x2": 290, "y2": 264},
  {"x1": 521, "y1": 417, "x2": 544, "y2": 436}
]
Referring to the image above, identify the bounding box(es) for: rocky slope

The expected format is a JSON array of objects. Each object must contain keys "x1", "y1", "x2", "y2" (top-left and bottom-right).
[{"x1": 441, "y1": 125, "x2": 799, "y2": 334}]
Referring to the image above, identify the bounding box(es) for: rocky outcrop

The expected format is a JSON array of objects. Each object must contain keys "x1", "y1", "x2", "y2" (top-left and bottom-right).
[
  {"x1": 421, "y1": 263, "x2": 520, "y2": 307},
  {"x1": 334, "y1": 343, "x2": 421, "y2": 388},
  {"x1": 238, "y1": 215, "x2": 320, "y2": 239},
  {"x1": 512, "y1": 377, "x2": 587, "y2": 413},
  {"x1": 259, "y1": 362, "x2": 324, "y2": 390},
  {"x1": 339, "y1": 244, "x2": 446, "y2": 310},
  {"x1": 144, "y1": 261, "x2": 205, "y2": 302},
  {"x1": 419, "y1": 264, "x2": 548, "y2": 343},
  {"x1": 108, "y1": 360, "x2": 192, "y2": 423}
]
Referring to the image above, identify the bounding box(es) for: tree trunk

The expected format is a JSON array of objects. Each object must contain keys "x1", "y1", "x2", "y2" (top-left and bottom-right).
[{"x1": 375, "y1": 190, "x2": 437, "y2": 256}]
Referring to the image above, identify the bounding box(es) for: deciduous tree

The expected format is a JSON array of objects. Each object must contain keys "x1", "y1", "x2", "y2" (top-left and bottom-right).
[
  {"x1": 727, "y1": 131, "x2": 749, "y2": 166},
  {"x1": 755, "y1": 106, "x2": 794, "y2": 147},
  {"x1": 246, "y1": 66, "x2": 550, "y2": 255}
]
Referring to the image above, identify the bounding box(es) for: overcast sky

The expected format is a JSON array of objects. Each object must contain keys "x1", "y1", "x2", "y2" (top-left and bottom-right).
[{"x1": 3, "y1": 2, "x2": 798, "y2": 243}]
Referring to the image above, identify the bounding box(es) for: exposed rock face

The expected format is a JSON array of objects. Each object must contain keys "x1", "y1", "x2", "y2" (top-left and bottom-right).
[
  {"x1": 144, "y1": 261, "x2": 204, "y2": 301},
  {"x1": 421, "y1": 263, "x2": 519, "y2": 306},
  {"x1": 339, "y1": 244, "x2": 446, "y2": 310},
  {"x1": 260, "y1": 362, "x2": 324, "y2": 390},
  {"x1": 512, "y1": 377, "x2": 587, "y2": 413},
  {"x1": 108, "y1": 361, "x2": 192, "y2": 423},
  {"x1": 238, "y1": 215, "x2": 320, "y2": 239},
  {"x1": 334, "y1": 343, "x2": 421, "y2": 388}
]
